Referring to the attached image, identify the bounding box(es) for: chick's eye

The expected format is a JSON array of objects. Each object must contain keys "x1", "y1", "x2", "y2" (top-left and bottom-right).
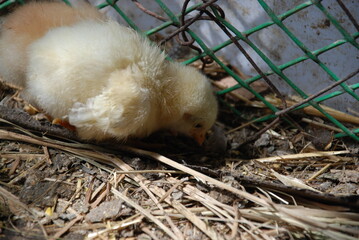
[{"x1": 194, "y1": 123, "x2": 203, "y2": 129}]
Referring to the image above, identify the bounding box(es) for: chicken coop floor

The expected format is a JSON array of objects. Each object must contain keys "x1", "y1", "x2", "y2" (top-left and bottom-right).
[{"x1": 0, "y1": 75, "x2": 358, "y2": 239}]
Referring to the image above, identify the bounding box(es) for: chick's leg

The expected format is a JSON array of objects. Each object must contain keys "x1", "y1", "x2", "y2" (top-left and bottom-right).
[{"x1": 52, "y1": 118, "x2": 76, "y2": 131}]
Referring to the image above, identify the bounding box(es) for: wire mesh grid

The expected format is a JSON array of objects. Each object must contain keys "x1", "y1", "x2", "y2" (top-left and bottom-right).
[{"x1": 1, "y1": 0, "x2": 358, "y2": 141}]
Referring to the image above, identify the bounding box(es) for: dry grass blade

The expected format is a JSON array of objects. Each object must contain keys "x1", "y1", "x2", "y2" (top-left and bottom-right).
[
  {"x1": 253, "y1": 150, "x2": 350, "y2": 162},
  {"x1": 271, "y1": 170, "x2": 321, "y2": 192},
  {"x1": 87, "y1": 215, "x2": 144, "y2": 239},
  {"x1": 272, "y1": 205, "x2": 359, "y2": 239},
  {"x1": 170, "y1": 199, "x2": 225, "y2": 240},
  {"x1": 148, "y1": 183, "x2": 226, "y2": 240},
  {"x1": 111, "y1": 188, "x2": 178, "y2": 240},
  {"x1": 182, "y1": 184, "x2": 235, "y2": 219}
]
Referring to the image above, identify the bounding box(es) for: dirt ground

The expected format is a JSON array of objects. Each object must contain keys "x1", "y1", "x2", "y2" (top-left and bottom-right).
[{"x1": 1, "y1": 78, "x2": 358, "y2": 239}]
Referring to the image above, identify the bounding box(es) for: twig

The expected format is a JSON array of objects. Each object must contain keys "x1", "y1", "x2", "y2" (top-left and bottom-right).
[
  {"x1": 336, "y1": 0, "x2": 359, "y2": 32},
  {"x1": 306, "y1": 163, "x2": 332, "y2": 182},
  {"x1": 50, "y1": 215, "x2": 83, "y2": 240},
  {"x1": 276, "y1": 68, "x2": 359, "y2": 116},
  {"x1": 159, "y1": 0, "x2": 218, "y2": 45},
  {"x1": 302, "y1": 118, "x2": 342, "y2": 132},
  {"x1": 132, "y1": 0, "x2": 167, "y2": 21},
  {"x1": 240, "y1": 117, "x2": 281, "y2": 146}
]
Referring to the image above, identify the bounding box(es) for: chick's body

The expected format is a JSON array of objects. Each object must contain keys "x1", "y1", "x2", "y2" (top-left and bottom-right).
[
  {"x1": 0, "y1": 1, "x2": 104, "y2": 87},
  {"x1": 25, "y1": 20, "x2": 218, "y2": 142}
]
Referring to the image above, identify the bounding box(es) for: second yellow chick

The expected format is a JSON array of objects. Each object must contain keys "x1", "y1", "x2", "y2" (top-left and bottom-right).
[{"x1": 0, "y1": 1, "x2": 104, "y2": 87}]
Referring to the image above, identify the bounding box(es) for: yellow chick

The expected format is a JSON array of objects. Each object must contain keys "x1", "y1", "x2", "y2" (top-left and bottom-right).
[
  {"x1": 1, "y1": 2, "x2": 218, "y2": 144},
  {"x1": 25, "y1": 19, "x2": 218, "y2": 144},
  {"x1": 0, "y1": 1, "x2": 105, "y2": 87}
]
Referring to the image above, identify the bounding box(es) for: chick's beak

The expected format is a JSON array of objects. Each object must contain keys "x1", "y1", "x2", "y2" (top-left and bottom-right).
[{"x1": 191, "y1": 131, "x2": 206, "y2": 145}]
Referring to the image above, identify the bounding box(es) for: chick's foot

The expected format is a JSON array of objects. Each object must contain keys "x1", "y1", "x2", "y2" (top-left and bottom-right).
[{"x1": 52, "y1": 118, "x2": 76, "y2": 132}]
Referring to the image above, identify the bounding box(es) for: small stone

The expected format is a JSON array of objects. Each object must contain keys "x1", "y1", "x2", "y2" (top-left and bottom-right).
[{"x1": 85, "y1": 199, "x2": 123, "y2": 223}]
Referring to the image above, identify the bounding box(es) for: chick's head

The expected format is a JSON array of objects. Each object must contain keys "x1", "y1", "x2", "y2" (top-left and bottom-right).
[{"x1": 166, "y1": 63, "x2": 218, "y2": 145}]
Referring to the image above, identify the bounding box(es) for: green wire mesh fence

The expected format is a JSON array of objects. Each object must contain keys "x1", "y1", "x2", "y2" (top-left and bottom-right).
[{"x1": 1, "y1": 0, "x2": 358, "y2": 141}]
